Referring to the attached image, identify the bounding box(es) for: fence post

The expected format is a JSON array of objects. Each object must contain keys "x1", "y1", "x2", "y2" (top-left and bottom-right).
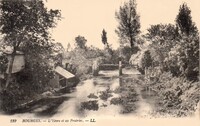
[
  {"x1": 145, "y1": 67, "x2": 147, "y2": 91},
  {"x1": 119, "y1": 59, "x2": 122, "y2": 76},
  {"x1": 92, "y1": 60, "x2": 99, "y2": 76},
  {"x1": 145, "y1": 67, "x2": 151, "y2": 95}
]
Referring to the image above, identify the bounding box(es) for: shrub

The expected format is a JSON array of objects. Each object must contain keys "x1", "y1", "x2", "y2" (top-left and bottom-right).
[
  {"x1": 99, "y1": 89, "x2": 113, "y2": 101},
  {"x1": 147, "y1": 72, "x2": 200, "y2": 117},
  {"x1": 80, "y1": 100, "x2": 99, "y2": 111},
  {"x1": 137, "y1": 50, "x2": 153, "y2": 74},
  {"x1": 87, "y1": 93, "x2": 98, "y2": 99},
  {"x1": 0, "y1": 54, "x2": 8, "y2": 73}
]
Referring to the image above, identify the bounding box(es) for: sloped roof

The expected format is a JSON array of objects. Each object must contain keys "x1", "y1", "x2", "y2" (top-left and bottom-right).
[
  {"x1": 55, "y1": 66, "x2": 75, "y2": 79},
  {"x1": 4, "y1": 51, "x2": 24, "y2": 55}
]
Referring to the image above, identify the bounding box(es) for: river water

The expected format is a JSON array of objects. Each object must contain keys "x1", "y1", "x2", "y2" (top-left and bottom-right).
[
  {"x1": 1, "y1": 69, "x2": 142, "y2": 119},
  {"x1": 54, "y1": 70, "x2": 122, "y2": 118},
  {"x1": 1, "y1": 69, "x2": 199, "y2": 126}
]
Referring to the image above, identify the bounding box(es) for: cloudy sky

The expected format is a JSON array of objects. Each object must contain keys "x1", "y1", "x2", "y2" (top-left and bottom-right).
[{"x1": 46, "y1": 0, "x2": 200, "y2": 49}]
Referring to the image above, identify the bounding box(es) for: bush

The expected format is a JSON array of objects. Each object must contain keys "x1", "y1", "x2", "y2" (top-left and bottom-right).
[
  {"x1": 0, "y1": 54, "x2": 8, "y2": 73},
  {"x1": 137, "y1": 50, "x2": 153, "y2": 74},
  {"x1": 80, "y1": 100, "x2": 99, "y2": 111},
  {"x1": 99, "y1": 88, "x2": 113, "y2": 101},
  {"x1": 63, "y1": 48, "x2": 105, "y2": 79},
  {"x1": 110, "y1": 97, "x2": 123, "y2": 105},
  {"x1": 87, "y1": 93, "x2": 98, "y2": 99},
  {"x1": 166, "y1": 35, "x2": 199, "y2": 80},
  {"x1": 121, "y1": 46, "x2": 133, "y2": 64},
  {"x1": 146, "y1": 72, "x2": 200, "y2": 117},
  {"x1": 0, "y1": 81, "x2": 39, "y2": 112}
]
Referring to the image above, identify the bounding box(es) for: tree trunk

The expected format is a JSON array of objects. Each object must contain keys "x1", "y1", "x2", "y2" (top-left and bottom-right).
[
  {"x1": 5, "y1": 50, "x2": 16, "y2": 89},
  {"x1": 119, "y1": 60, "x2": 122, "y2": 76},
  {"x1": 130, "y1": 41, "x2": 134, "y2": 48},
  {"x1": 106, "y1": 43, "x2": 109, "y2": 49},
  {"x1": 130, "y1": 36, "x2": 134, "y2": 53}
]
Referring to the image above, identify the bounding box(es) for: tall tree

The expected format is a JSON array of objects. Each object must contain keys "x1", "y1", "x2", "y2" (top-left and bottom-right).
[
  {"x1": 145, "y1": 24, "x2": 179, "y2": 70},
  {"x1": 101, "y1": 29, "x2": 113, "y2": 59},
  {"x1": 174, "y1": 3, "x2": 199, "y2": 80},
  {"x1": 146, "y1": 24, "x2": 178, "y2": 42},
  {"x1": 66, "y1": 43, "x2": 71, "y2": 52},
  {"x1": 176, "y1": 3, "x2": 198, "y2": 36},
  {"x1": 101, "y1": 29, "x2": 108, "y2": 47},
  {"x1": 0, "y1": 0, "x2": 61, "y2": 89},
  {"x1": 52, "y1": 42, "x2": 64, "y2": 54},
  {"x1": 75, "y1": 35, "x2": 87, "y2": 49},
  {"x1": 115, "y1": 0, "x2": 140, "y2": 51}
]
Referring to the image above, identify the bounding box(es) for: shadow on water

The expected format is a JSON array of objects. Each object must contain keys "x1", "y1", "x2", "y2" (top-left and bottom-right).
[
  {"x1": 53, "y1": 71, "x2": 123, "y2": 117},
  {"x1": 3, "y1": 69, "x2": 140, "y2": 117},
  {"x1": 76, "y1": 72, "x2": 139, "y2": 116},
  {"x1": 8, "y1": 96, "x2": 71, "y2": 117},
  {"x1": 141, "y1": 89, "x2": 157, "y2": 98},
  {"x1": 34, "y1": 97, "x2": 70, "y2": 117},
  {"x1": 118, "y1": 77, "x2": 139, "y2": 114},
  {"x1": 140, "y1": 88, "x2": 158, "y2": 106}
]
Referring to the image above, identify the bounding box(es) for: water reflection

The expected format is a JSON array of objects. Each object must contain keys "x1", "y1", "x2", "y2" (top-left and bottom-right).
[
  {"x1": 11, "y1": 69, "x2": 136, "y2": 118},
  {"x1": 52, "y1": 70, "x2": 122, "y2": 117}
]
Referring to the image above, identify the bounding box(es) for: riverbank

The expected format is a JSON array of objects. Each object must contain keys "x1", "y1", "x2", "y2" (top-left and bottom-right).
[{"x1": 140, "y1": 72, "x2": 200, "y2": 118}]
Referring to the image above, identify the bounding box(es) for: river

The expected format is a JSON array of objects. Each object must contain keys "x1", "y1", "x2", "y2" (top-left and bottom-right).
[{"x1": 5, "y1": 69, "x2": 138, "y2": 118}]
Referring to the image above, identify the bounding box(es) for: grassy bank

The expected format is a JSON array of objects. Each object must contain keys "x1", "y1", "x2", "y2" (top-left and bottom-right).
[{"x1": 143, "y1": 72, "x2": 199, "y2": 117}]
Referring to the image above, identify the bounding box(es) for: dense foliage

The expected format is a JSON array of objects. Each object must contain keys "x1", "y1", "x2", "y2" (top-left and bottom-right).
[
  {"x1": 139, "y1": 50, "x2": 153, "y2": 74},
  {"x1": 148, "y1": 72, "x2": 199, "y2": 117},
  {"x1": 101, "y1": 29, "x2": 108, "y2": 46},
  {"x1": 176, "y1": 3, "x2": 198, "y2": 36},
  {"x1": 115, "y1": 0, "x2": 140, "y2": 51},
  {"x1": 137, "y1": 3, "x2": 199, "y2": 117},
  {"x1": 0, "y1": 54, "x2": 8, "y2": 73},
  {"x1": 75, "y1": 35, "x2": 87, "y2": 49},
  {"x1": 142, "y1": 3, "x2": 199, "y2": 80},
  {"x1": 0, "y1": 0, "x2": 61, "y2": 111}
]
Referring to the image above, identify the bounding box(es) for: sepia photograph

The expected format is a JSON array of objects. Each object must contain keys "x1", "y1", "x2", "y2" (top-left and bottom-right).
[{"x1": 0, "y1": 0, "x2": 199, "y2": 126}]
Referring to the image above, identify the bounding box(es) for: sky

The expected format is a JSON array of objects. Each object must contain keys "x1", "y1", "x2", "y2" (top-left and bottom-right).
[{"x1": 46, "y1": 0, "x2": 200, "y2": 49}]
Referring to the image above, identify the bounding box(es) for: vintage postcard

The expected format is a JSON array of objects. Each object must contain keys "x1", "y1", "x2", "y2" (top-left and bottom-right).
[{"x1": 0, "y1": 0, "x2": 199, "y2": 126}]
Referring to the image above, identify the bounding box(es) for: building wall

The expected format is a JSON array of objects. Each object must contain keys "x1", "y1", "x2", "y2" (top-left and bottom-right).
[
  {"x1": 49, "y1": 74, "x2": 61, "y2": 88},
  {"x1": 6, "y1": 55, "x2": 25, "y2": 73}
]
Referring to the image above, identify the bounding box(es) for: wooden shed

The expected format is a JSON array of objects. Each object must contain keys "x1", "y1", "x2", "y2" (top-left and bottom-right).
[
  {"x1": 5, "y1": 51, "x2": 25, "y2": 74},
  {"x1": 49, "y1": 66, "x2": 76, "y2": 88}
]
